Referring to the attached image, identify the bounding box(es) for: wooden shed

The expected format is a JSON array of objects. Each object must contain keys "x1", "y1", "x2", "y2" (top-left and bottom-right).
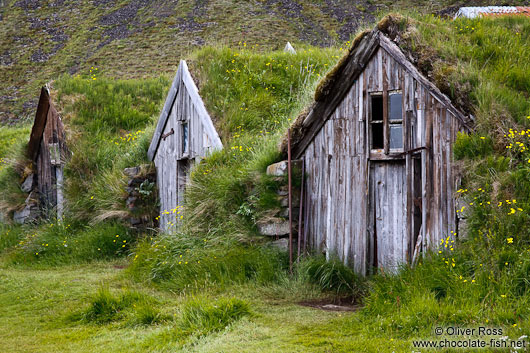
[
  {"x1": 27, "y1": 86, "x2": 68, "y2": 219},
  {"x1": 148, "y1": 60, "x2": 222, "y2": 231},
  {"x1": 284, "y1": 27, "x2": 472, "y2": 274}
]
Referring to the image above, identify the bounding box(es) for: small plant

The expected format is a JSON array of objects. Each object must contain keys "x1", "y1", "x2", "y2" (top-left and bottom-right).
[
  {"x1": 176, "y1": 297, "x2": 251, "y2": 337},
  {"x1": 136, "y1": 179, "x2": 155, "y2": 198},
  {"x1": 82, "y1": 287, "x2": 126, "y2": 324},
  {"x1": 298, "y1": 255, "x2": 365, "y2": 298},
  {"x1": 81, "y1": 286, "x2": 154, "y2": 325}
]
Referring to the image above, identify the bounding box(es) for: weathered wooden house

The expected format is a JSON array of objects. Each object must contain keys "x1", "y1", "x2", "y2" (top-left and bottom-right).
[
  {"x1": 284, "y1": 26, "x2": 472, "y2": 274},
  {"x1": 148, "y1": 60, "x2": 222, "y2": 231},
  {"x1": 26, "y1": 86, "x2": 68, "y2": 220}
]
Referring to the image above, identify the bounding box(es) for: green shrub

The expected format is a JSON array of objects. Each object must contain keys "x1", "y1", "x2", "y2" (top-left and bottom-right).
[
  {"x1": 298, "y1": 255, "x2": 365, "y2": 297},
  {"x1": 177, "y1": 297, "x2": 251, "y2": 337},
  {"x1": 0, "y1": 224, "x2": 24, "y2": 252},
  {"x1": 10, "y1": 221, "x2": 136, "y2": 264},
  {"x1": 129, "y1": 234, "x2": 287, "y2": 291},
  {"x1": 82, "y1": 286, "x2": 153, "y2": 325}
]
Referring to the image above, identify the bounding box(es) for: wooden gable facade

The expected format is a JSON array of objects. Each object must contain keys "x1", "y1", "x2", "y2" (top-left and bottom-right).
[
  {"x1": 148, "y1": 60, "x2": 222, "y2": 231},
  {"x1": 28, "y1": 86, "x2": 68, "y2": 219},
  {"x1": 288, "y1": 29, "x2": 471, "y2": 274}
]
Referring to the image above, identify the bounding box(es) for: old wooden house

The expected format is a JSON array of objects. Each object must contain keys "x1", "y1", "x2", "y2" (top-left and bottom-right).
[
  {"x1": 27, "y1": 86, "x2": 68, "y2": 220},
  {"x1": 148, "y1": 60, "x2": 222, "y2": 231},
  {"x1": 284, "y1": 27, "x2": 472, "y2": 274}
]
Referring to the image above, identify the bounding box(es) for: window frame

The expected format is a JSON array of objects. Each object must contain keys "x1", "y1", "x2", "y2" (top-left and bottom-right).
[
  {"x1": 388, "y1": 90, "x2": 404, "y2": 153},
  {"x1": 181, "y1": 121, "x2": 189, "y2": 157},
  {"x1": 369, "y1": 89, "x2": 405, "y2": 158},
  {"x1": 369, "y1": 92, "x2": 384, "y2": 152}
]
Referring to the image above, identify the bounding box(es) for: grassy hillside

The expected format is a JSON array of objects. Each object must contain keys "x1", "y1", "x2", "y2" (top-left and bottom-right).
[{"x1": 2, "y1": 0, "x2": 528, "y2": 123}]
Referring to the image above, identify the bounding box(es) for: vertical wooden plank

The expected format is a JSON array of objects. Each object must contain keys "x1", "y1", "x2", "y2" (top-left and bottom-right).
[
  {"x1": 382, "y1": 55, "x2": 389, "y2": 155},
  {"x1": 377, "y1": 48, "x2": 383, "y2": 92}
]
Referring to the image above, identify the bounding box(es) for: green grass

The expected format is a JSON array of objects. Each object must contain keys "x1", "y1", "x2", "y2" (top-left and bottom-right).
[
  {"x1": 129, "y1": 233, "x2": 288, "y2": 292},
  {"x1": 0, "y1": 261, "x2": 391, "y2": 353},
  {"x1": 6, "y1": 221, "x2": 138, "y2": 266},
  {"x1": 299, "y1": 255, "x2": 366, "y2": 297},
  {"x1": 176, "y1": 297, "x2": 251, "y2": 338},
  {"x1": 55, "y1": 74, "x2": 168, "y2": 223}
]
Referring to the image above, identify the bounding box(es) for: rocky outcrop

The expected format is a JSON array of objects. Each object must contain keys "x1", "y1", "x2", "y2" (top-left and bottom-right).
[
  {"x1": 124, "y1": 165, "x2": 157, "y2": 228},
  {"x1": 257, "y1": 160, "x2": 303, "y2": 248},
  {"x1": 14, "y1": 189, "x2": 40, "y2": 224}
]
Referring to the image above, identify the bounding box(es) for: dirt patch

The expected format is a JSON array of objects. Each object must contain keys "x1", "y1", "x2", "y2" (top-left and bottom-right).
[{"x1": 298, "y1": 296, "x2": 361, "y2": 312}]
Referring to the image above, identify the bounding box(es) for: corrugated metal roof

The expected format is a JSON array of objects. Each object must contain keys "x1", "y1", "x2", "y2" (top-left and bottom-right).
[{"x1": 454, "y1": 6, "x2": 530, "y2": 19}]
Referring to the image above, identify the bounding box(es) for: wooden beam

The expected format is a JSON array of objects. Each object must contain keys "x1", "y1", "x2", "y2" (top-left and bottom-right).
[
  {"x1": 382, "y1": 53, "x2": 389, "y2": 155},
  {"x1": 180, "y1": 60, "x2": 223, "y2": 152},
  {"x1": 148, "y1": 63, "x2": 183, "y2": 161},
  {"x1": 28, "y1": 87, "x2": 51, "y2": 161},
  {"x1": 292, "y1": 30, "x2": 380, "y2": 158}
]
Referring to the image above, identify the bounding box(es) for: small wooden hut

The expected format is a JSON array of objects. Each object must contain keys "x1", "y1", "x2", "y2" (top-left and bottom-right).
[
  {"x1": 27, "y1": 86, "x2": 68, "y2": 219},
  {"x1": 283, "y1": 26, "x2": 472, "y2": 274},
  {"x1": 148, "y1": 60, "x2": 222, "y2": 231}
]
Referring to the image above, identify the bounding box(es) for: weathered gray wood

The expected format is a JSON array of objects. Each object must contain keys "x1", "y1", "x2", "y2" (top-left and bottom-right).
[
  {"x1": 28, "y1": 86, "x2": 68, "y2": 219},
  {"x1": 296, "y1": 30, "x2": 469, "y2": 274},
  {"x1": 148, "y1": 64, "x2": 182, "y2": 161},
  {"x1": 151, "y1": 60, "x2": 223, "y2": 231},
  {"x1": 294, "y1": 30, "x2": 380, "y2": 158}
]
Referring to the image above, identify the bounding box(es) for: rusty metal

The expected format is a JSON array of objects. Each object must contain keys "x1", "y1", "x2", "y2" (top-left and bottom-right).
[
  {"x1": 161, "y1": 128, "x2": 174, "y2": 140},
  {"x1": 297, "y1": 159, "x2": 305, "y2": 261},
  {"x1": 288, "y1": 128, "x2": 293, "y2": 274}
]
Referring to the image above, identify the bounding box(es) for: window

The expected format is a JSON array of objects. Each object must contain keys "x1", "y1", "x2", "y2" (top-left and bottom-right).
[
  {"x1": 371, "y1": 95, "x2": 384, "y2": 150},
  {"x1": 370, "y1": 91, "x2": 404, "y2": 152},
  {"x1": 389, "y1": 92, "x2": 403, "y2": 150},
  {"x1": 48, "y1": 143, "x2": 60, "y2": 165},
  {"x1": 182, "y1": 122, "x2": 189, "y2": 155}
]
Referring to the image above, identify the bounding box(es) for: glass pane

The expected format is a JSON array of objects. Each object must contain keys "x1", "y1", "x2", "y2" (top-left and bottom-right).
[
  {"x1": 389, "y1": 93, "x2": 402, "y2": 121},
  {"x1": 182, "y1": 122, "x2": 189, "y2": 154},
  {"x1": 390, "y1": 124, "x2": 403, "y2": 149}
]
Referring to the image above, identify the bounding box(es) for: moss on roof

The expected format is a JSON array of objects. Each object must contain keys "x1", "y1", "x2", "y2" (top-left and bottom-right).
[{"x1": 281, "y1": 13, "x2": 475, "y2": 156}]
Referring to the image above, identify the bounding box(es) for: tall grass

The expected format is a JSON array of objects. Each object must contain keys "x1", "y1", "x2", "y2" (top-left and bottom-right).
[
  {"x1": 54, "y1": 74, "x2": 169, "y2": 223},
  {"x1": 8, "y1": 221, "x2": 137, "y2": 265},
  {"x1": 176, "y1": 297, "x2": 251, "y2": 338},
  {"x1": 0, "y1": 135, "x2": 31, "y2": 218},
  {"x1": 180, "y1": 45, "x2": 341, "y2": 237},
  {"x1": 129, "y1": 232, "x2": 288, "y2": 292}
]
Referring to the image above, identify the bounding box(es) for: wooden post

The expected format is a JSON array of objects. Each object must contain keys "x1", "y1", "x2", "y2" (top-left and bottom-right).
[
  {"x1": 56, "y1": 166, "x2": 63, "y2": 221},
  {"x1": 288, "y1": 128, "x2": 293, "y2": 274},
  {"x1": 297, "y1": 159, "x2": 305, "y2": 261}
]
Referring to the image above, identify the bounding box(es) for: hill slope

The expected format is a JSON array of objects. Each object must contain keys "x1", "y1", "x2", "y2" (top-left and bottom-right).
[{"x1": 3, "y1": 0, "x2": 528, "y2": 123}]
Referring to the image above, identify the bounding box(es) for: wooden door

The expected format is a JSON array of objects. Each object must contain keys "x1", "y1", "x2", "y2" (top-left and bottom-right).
[
  {"x1": 177, "y1": 159, "x2": 190, "y2": 207},
  {"x1": 370, "y1": 160, "x2": 408, "y2": 272}
]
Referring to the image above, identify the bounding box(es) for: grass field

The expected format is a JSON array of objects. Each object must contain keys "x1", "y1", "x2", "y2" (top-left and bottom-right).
[{"x1": 0, "y1": 259, "x2": 415, "y2": 353}]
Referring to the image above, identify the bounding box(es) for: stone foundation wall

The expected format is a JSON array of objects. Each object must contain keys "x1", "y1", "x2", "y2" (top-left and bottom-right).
[
  {"x1": 13, "y1": 173, "x2": 40, "y2": 224},
  {"x1": 123, "y1": 165, "x2": 157, "y2": 228},
  {"x1": 257, "y1": 160, "x2": 302, "y2": 250}
]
